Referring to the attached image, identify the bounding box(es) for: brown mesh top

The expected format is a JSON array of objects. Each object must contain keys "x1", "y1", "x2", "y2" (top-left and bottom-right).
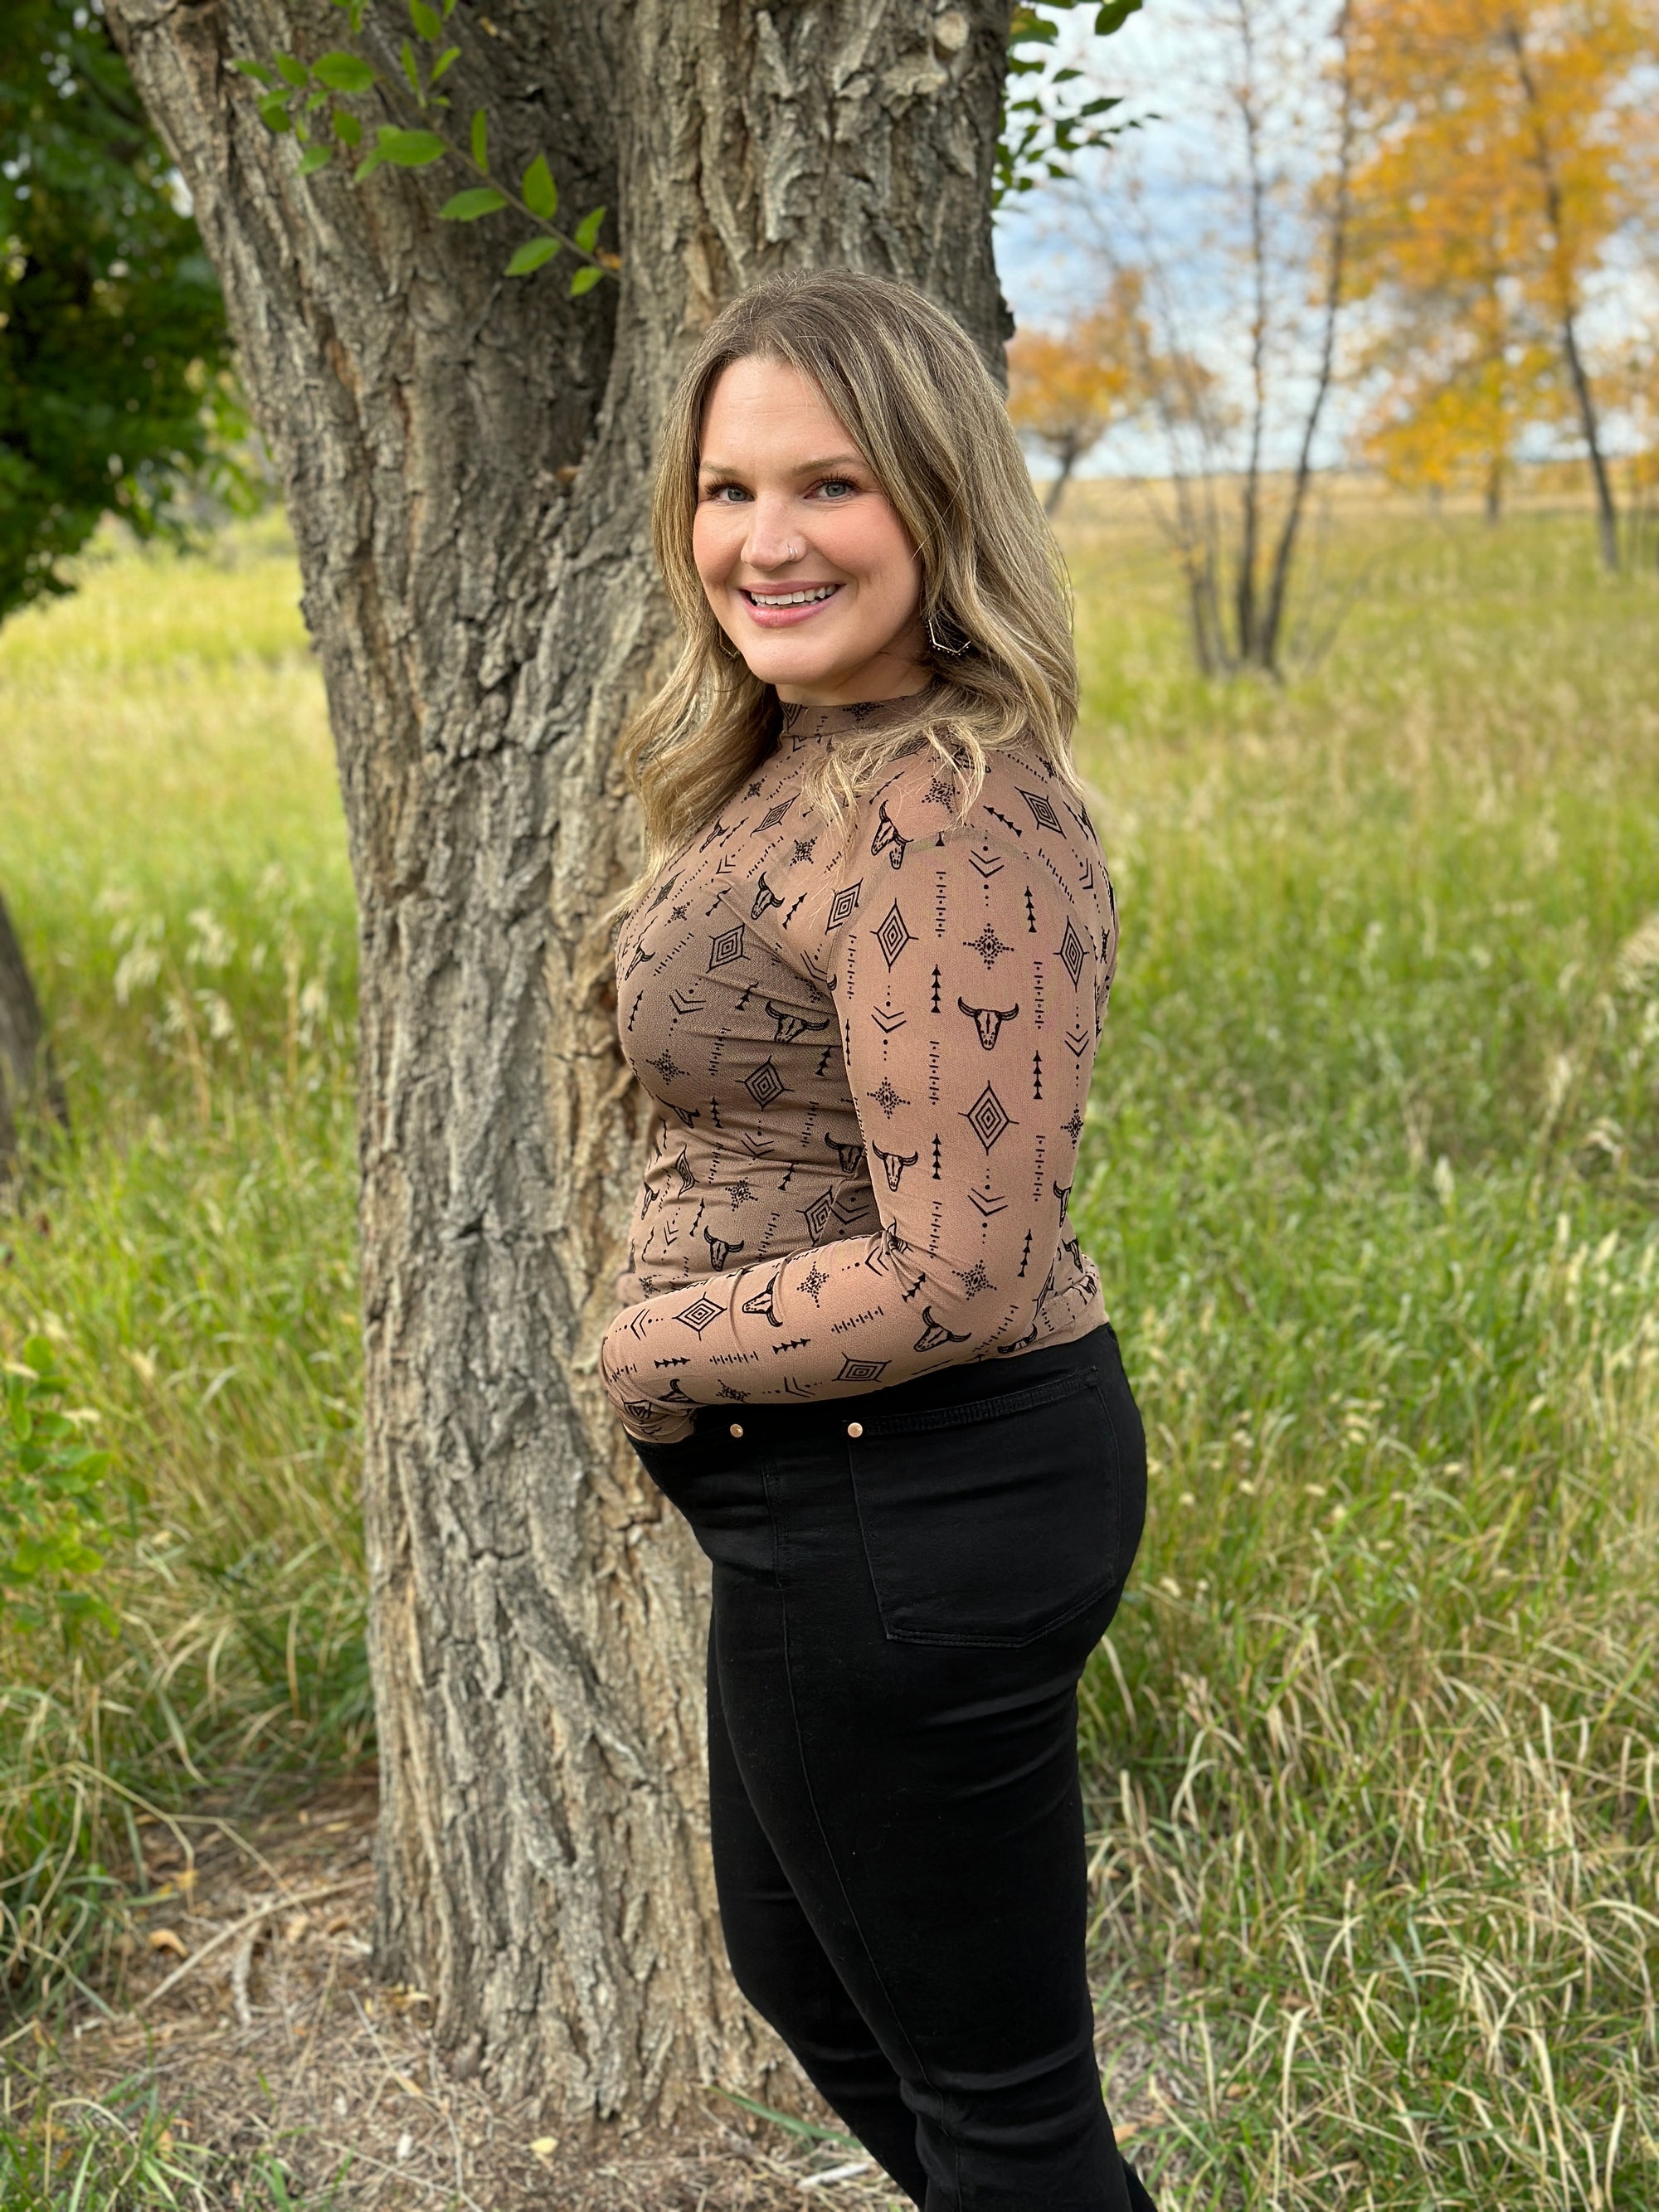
[{"x1": 601, "y1": 693, "x2": 1117, "y2": 1442}]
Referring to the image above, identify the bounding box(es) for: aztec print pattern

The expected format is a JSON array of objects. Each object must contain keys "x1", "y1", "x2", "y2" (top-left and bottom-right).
[{"x1": 601, "y1": 693, "x2": 1117, "y2": 1442}]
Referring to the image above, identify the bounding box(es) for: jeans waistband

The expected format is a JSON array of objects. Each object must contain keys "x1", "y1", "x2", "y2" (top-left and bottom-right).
[{"x1": 678, "y1": 1321, "x2": 1118, "y2": 1449}]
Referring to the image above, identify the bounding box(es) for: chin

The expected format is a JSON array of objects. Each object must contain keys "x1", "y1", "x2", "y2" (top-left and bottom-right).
[{"x1": 740, "y1": 643, "x2": 844, "y2": 691}]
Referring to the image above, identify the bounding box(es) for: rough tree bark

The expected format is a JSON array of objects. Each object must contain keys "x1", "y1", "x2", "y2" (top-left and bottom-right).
[
  {"x1": 109, "y1": 0, "x2": 1014, "y2": 2123},
  {"x1": 0, "y1": 889, "x2": 49, "y2": 1165}
]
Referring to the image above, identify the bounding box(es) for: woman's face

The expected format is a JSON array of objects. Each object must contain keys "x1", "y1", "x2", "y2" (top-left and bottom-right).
[{"x1": 692, "y1": 357, "x2": 930, "y2": 706}]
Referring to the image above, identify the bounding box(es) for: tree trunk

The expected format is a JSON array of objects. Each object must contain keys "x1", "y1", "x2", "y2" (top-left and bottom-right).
[
  {"x1": 108, "y1": 0, "x2": 1013, "y2": 2124},
  {"x1": 1504, "y1": 16, "x2": 1619, "y2": 573},
  {"x1": 0, "y1": 888, "x2": 47, "y2": 1165},
  {"x1": 1256, "y1": 0, "x2": 1352, "y2": 679},
  {"x1": 1044, "y1": 435, "x2": 1081, "y2": 516}
]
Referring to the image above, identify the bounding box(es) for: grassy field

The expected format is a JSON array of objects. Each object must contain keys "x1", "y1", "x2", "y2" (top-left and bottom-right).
[
  {"x1": 0, "y1": 520, "x2": 368, "y2": 2092},
  {"x1": 1, "y1": 501, "x2": 1656, "y2": 2210}
]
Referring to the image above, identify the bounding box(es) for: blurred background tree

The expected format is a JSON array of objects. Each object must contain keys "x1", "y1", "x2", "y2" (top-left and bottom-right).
[
  {"x1": 1347, "y1": 0, "x2": 1656, "y2": 567},
  {"x1": 0, "y1": 0, "x2": 241, "y2": 1152},
  {"x1": 1007, "y1": 272, "x2": 1147, "y2": 513},
  {"x1": 0, "y1": 0, "x2": 241, "y2": 624}
]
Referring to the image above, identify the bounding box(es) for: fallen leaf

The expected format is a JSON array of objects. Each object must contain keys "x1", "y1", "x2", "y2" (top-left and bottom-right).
[
  {"x1": 148, "y1": 1928, "x2": 187, "y2": 1958},
  {"x1": 282, "y1": 1912, "x2": 311, "y2": 1942},
  {"x1": 529, "y1": 2137, "x2": 559, "y2": 2164}
]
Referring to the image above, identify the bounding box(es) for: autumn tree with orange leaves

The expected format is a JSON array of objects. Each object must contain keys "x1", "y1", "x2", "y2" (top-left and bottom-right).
[
  {"x1": 1008, "y1": 275, "x2": 1148, "y2": 513},
  {"x1": 1348, "y1": 0, "x2": 1656, "y2": 562}
]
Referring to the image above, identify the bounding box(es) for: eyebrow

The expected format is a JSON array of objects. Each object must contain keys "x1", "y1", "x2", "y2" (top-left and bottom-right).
[{"x1": 697, "y1": 453, "x2": 868, "y2": 479}]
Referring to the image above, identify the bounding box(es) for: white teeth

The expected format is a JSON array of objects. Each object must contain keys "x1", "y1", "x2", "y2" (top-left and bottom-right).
[{"x1": 747, "y1": 586, "x2": 838, "y2": 607}]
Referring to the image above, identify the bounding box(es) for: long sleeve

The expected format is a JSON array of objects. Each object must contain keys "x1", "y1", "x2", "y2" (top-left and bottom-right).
[{"x1": 601, "y1": 748, "x2": 1112, "y2": 1441}]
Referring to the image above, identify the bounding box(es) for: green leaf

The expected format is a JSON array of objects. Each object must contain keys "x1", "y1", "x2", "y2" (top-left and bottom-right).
[
  {"x1": 569, "y1": 264, "x2": 603, "y2": 298},
  {"x1": 572, "y1": 204, "x2": 606, "y2": 253},
  {"x1": 410, "y1": 0, "x2": 442, "y2": 36},
  {"x1": 298, "y1": 145, "x2": 333, "y2": 176},
  {"x1": 470, "y1": 108, "x2": 488, "y2": 170},
  {"x1": 274, "y1": 51, "x2": 309, "y2": 88},
  {"x1": 257, "y1": 93, "x2": 295, "y2": 134},
  {"x1": 440, "y1": 187, "x2": 508, "y2": 221},
  {"x1": 231, "y1": 58, "x2": 279, "y2": 86},
  {"x1": 401, "y1": 39, "x2": 422, "y2": 96},
  {"x1": 313, "y1": 50, "x2": 377, "y2": 93},
  {"x1": 333, "y1": 109, "x2": 363, "y2": 146},
  {"x1": 1094, "y1": 0, "x2": 1144, "y2": 31},
  {"x1": 431, "y1": 46, "x2": 461, "y2": 84},
  {"x1": 505, "y1": 235, "x2": 560, "y2": 276},
  {"x1": 353, "y1": 148, "x2": 387, "y2": 182},
  {"x1": 376, "y1": 126, "x2": 448, "y2": 167},
  {"x1": 521, "y1": 154, "x2": 557, "y2": 221}
]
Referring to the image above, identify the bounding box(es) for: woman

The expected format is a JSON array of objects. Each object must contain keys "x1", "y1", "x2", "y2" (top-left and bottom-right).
[{"x1": 601, "y1": 270, "x2": 1155, "y2": 2212}]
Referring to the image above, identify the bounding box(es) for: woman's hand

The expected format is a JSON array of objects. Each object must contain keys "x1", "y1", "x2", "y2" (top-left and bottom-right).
[{"x1": 625, "y1": 1408, "x2": 696, "y2": 1447}]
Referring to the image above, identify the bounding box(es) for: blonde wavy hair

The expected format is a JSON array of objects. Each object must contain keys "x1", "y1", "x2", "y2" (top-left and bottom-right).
[{"x1": 614, "y1": 270, "x2": 1083, "y2": 914}]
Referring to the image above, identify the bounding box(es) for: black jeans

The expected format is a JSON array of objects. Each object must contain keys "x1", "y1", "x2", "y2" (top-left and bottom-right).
[{"x1": 630, "y1": 1322, "x2": 1156, "y2": 2212}]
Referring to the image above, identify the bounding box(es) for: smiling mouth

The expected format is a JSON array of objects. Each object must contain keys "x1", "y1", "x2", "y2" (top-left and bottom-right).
[{"x1": 742, "y1": 585, "x2": 841, "y2": 608}]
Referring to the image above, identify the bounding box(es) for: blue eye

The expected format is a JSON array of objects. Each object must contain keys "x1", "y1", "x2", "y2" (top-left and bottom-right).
[{"x1": 816, "y1": 479, "x2": 857, "y2": 499}]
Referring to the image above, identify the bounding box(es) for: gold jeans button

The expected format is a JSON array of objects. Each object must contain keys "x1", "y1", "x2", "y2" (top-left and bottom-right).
[
  {"x1": 846, "y1": 1421, "x2": 864, "y2": 1438},
  {"x1": 728, "y1": 1422, "x2": 744, "y2": 1439}
]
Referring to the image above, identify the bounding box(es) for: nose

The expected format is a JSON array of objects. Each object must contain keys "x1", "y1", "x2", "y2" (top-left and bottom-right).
[{"x1": 742, "y1": 494, "x2": 804, "y2": 572}]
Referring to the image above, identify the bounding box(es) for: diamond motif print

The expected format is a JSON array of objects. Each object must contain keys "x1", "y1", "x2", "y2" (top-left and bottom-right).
[
  {"x1": 868, "y1": 1077, "x2": 909, "y2": 1120},
  {"x1": 965, "y1": 924, "x2": 1013, "y2": 970},
  {"x1": 759, "y1": 800, "x2": 792, "y2": 829},
  {"x1": 838, "y1": 1356, "x2": 889, "y2": 1383},
  {"x1": 1057, "y1": 920, "x2": 1086, "y2": 986},
  {"x1": 827, "y1": 881, "x2": 862, "y2": 930},
  {"x1": 646, "y1": 1052, "x2": 685, "y2": 1086},
  {"x1": 963, "y1": 1083, "x2": 1013, "y2": 1151},
  {"x1": 800, "y1": 1262, "x2": 830, "y2": 1305},
  {"x1": 802, "y1": 1190, "x2": 834, "y2": 1239},
  {"x1": 957, "y1": 1260, "x2": 993, "y2": 1298},
  {"x1": 675, "y1": 1295, "x2": 726, "y2": 1337},
  {"x1": 874, "y1": 901, "x2": 915, "y2": 969},
  {"x1": 1019, "y1": 787, "x2": 1065, "y2": 832},
  {"x1": 708, "y1": 924, "x2": 746, "y2": 970},
  {"x1": 743, "y1": 1059, "x2": 786, "y2": 1107}
]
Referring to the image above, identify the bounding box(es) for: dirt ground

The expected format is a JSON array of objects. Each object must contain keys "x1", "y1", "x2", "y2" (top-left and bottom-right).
[
  {"x1": 34, "y1": 1773, "x2": 911, "y2": 2210},
  {"x1": 27, "y1": 1773, "x2": 1173, "y2": 2209}
]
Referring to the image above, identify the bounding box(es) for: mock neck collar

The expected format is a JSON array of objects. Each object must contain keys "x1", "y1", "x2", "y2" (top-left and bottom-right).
[{"x1": 776, "y1": 683, "x2": 941, "y2": 742}]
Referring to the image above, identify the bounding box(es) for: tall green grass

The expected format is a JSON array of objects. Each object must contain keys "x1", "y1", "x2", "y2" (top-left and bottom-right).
[
  {"x1": 0, "y1": 505, "x2": 1654, "y2": 2209},
  {"x1": 0, "y1": 523, "x2": 367, "y2": 2029},
  {"x1": 1067, "y1": 498, "x2": 1659, "y2": 2209}
]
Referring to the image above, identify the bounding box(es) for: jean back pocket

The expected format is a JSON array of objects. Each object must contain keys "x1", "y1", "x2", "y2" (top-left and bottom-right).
[{"x1": 847, "y1": 1367, "x2": 1122, "y2": 1647}]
